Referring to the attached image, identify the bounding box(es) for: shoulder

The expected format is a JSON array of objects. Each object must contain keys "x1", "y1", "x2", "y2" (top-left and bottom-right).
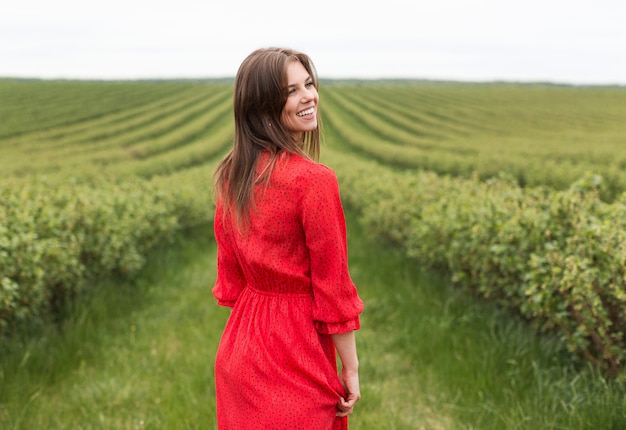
[
  {"x1": 269, "y1": 152, "x2": 339, "y2": 199},
  {"x1": 285, "y1": 153, "x2": 337, "y2": 185},
  {"x1": 283, "y1": 156, "x2": 342, "y2": 207}
]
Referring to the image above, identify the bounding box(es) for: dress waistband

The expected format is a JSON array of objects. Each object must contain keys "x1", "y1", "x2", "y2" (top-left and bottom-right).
[{"x1": 245, "y1": 284, "x2": 311, "y2": 298}]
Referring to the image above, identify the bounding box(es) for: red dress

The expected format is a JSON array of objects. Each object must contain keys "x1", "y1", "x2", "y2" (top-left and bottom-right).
[{"x1": 212, "y1": 152, "x2": 364, "y2": 430}]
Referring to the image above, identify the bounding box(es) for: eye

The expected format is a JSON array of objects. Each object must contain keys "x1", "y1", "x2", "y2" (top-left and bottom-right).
[{"x1": 305, "y1": 81, "x2": 315, "y2": 88}]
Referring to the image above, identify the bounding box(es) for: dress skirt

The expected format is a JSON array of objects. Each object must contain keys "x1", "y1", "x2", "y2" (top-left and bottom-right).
[{"x1": 215, "y1": 285, "x2": 348, "y2": 430}]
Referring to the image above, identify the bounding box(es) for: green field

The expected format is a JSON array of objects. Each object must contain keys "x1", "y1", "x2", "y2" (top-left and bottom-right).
[
  {"x1": 2, "y1": 79, "x2": 626, "y2": 194},
  {"x1": 1, "y1": 78, "x2": 625, "y2": 428}
]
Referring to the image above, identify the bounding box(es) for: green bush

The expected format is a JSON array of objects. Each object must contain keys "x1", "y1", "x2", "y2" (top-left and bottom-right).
[
  {"x1": 0, "y1": 171, "x2": 215, "y2": 334},
  {"x1": 328, "y1": 150, "x2": 626, "y2": 384}
]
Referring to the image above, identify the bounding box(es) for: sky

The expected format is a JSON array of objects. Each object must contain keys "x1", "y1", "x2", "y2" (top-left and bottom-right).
[{"x1": 1, "y1": 0, "x2": 625, "y2": 85}]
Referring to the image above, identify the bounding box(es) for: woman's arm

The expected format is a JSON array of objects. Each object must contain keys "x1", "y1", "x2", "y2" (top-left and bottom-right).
[{"x1": 331, "y1": 330, "x2": 361, "y2": 417}]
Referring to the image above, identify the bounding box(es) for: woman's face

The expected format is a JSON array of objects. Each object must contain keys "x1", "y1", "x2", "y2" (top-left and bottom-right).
[{"x1": 281, "y1": 61, "x2": 319, "y2": 140}]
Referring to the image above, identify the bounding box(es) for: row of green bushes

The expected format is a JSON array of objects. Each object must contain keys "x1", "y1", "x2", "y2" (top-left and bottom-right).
[
  {"x1": 0, "y1": 79, "x2": 195, "y2": 139},
  {"x1": 326, "y1": 150, "x2": 626, "y2": 383},
  {"x1": 4, "y1": 143, "x2": 626, "y2": 385},
  {"x1": 321, "y1": 86, "x2": 626, "y2": 202},
  {"x1": 0, "y1": 168, "x2": 215, "y2": 334}
]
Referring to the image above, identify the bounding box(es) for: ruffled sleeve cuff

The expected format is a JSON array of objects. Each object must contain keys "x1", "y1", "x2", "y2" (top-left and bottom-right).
[
  {"x1": 314, "y1": 316, "x2": 361, "y2": 335},
  {"x1": 216, "y1": 298, "x2": 237, "y2": 308}
]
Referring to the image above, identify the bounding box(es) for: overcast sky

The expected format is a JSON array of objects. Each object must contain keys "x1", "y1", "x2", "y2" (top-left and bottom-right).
[{"x1": 1, "y1": 0, "x2": 625, "y2": 84}]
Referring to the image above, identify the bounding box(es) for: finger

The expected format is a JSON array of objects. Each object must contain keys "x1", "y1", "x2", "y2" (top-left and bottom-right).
[
  {"x1": 344, "y1": 399, "x2": 357, "y2": 408},
  {"x1": 344, "y1": 394, "x2": 360, "y2": 407},
  {"x1": 336, "y1": 398, "x2": 355, "y2": 417},
  {"x1": 337, "y1": 398, "x2": 349, "y2": 410},
  {"x1": 336, "y1": 405, "x2": 354, "y2": 417}
]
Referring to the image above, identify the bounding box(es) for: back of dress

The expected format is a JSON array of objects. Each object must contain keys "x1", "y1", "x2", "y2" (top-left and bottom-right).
[
  {"x1": 212, "y1": 151, "x2": 363, "y2": 429},
  {"x1": 213, "y1": 152, "x2": 362, "y2": 331}
]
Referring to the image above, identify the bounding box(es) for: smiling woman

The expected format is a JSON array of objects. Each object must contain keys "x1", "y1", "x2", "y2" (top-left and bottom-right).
[
  {"x1": 211, "y1": 47, "x2": 364, "y2": 430},
  {"x1": 281, "y1": 61, "x2": 319, "y2": 138}
]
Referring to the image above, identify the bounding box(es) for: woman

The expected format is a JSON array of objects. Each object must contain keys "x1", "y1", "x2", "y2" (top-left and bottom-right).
[{"x1": 212, "y1": 47, "x2": 364, "y2": 429}]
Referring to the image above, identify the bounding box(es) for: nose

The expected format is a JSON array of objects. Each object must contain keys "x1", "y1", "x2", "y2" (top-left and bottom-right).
[{"x1": 301, "y1": 86, "x2": 315, "y2": 102}]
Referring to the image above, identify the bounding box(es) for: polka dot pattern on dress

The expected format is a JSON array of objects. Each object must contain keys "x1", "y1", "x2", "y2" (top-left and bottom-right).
[{"x1": 213, "y1": 151, "x2": 364, "y2": 429}]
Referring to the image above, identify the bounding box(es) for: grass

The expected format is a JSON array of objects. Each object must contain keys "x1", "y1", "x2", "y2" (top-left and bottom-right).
[
  {"x1": 0, "y1": 227, "x2": 223, "y2": 429},
  {"x1": 348, "y1": 212, "x2": 626, "y2": 430},
  {"x1": 1, "y1": 213, "x2": 625, "y2": 429}
]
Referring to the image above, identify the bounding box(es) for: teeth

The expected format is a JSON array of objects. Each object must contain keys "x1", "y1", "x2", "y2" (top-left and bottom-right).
[{"x1": 296, "y1": 108, "x2": 314, "y2": 117}]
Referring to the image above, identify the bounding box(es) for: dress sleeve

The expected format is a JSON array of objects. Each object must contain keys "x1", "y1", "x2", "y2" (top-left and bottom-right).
[
  {"x1": 212, "y1": 203, "x2": 246, "y2": 307},
  {"x1": 301, "y1": 165, "x2": 364, "y2": 334}
]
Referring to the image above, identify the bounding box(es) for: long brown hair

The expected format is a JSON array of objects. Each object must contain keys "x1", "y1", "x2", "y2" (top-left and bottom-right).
[{"x1": 213, "y1": 47, "x2": 322, "y2": 229}]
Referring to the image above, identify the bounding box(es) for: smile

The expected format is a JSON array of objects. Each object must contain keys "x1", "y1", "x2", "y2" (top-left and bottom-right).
[{"x1": 296, "y1": 107, "x2": 315, "y2": 117}]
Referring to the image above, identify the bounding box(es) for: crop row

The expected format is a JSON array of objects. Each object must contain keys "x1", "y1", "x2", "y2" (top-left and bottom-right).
[
  {"x1": 4, "y1": 81, "x2": 626, "y2": 198},
  {"x1": 0, "y1": 79, "x2": 196, "y2": 138},
  {"x1": 1, "y1": 81, "x2": 233, "y2": 333},
  {"x1": 16, "y1": 86, "x2": 213, "y2": 152},
  {"x1": 323, "y1": 147, "x2": 626, "y2": 384},
  {"x1": 0, "y1": 164, "x2": 217, "y2": 334},
  {"x1": 320, "y1": 84, "x2": 626, "y2": 201},
  {"x1": 1, "y1": 84, "x2": 232, "y2": 180}
]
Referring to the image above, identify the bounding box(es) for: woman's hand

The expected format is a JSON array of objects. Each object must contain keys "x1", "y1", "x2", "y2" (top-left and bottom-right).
[{"x1": 336, "y1": 368, "x2": 360, "y2": 417}]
